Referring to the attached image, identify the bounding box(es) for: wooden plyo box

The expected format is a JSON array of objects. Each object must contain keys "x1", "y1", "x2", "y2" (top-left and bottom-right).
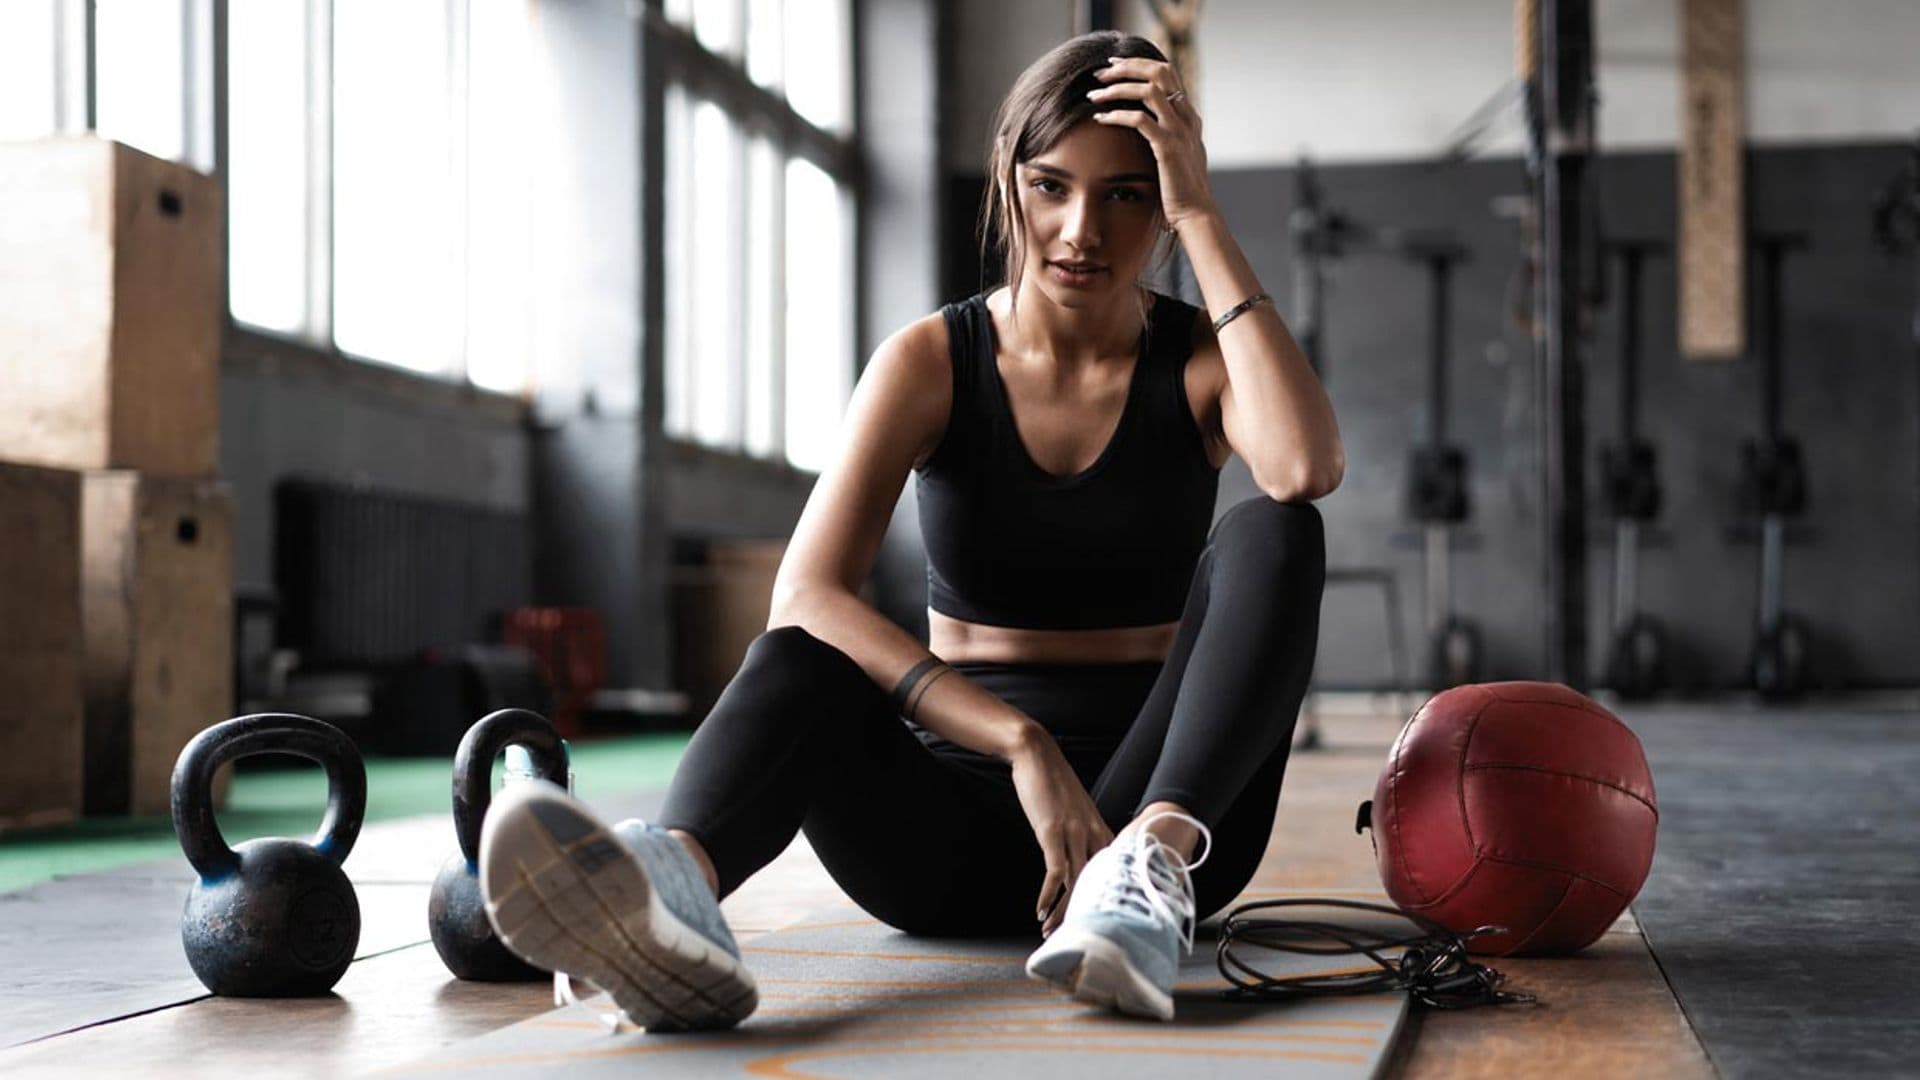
[
  {"x1": 0, "y1": 463, "x2": 84, "y2": 831},
  {"x1": 82, "y1": 473, "x2": 234, "y2": 816},
  {"x1": 671, "y1": 540, "x2": 787, "y2": 725},
  {"x1": 0, "y1": 136, "x2": 222, "y2": 476}
]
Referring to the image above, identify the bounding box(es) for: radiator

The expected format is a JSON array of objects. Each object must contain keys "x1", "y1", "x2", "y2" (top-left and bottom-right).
[{"x1": 274, "y1": 478, "x2": 530, "y2": 668}]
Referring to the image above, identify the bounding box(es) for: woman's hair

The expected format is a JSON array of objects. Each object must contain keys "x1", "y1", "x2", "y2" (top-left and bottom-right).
[{"x1": 978, "y1": 31, "x2": 1176, "y2": 322}]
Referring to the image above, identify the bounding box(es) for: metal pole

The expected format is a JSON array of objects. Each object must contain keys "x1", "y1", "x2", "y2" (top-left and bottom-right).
[
  {"x1": 1429, "y1": 252, "x2": 1453, "y2": 448},
  {"x1": 1538, "y1": 0, "x2": 1594, "y2": 690},
  {"x1": 1290, "y1": 160, "x2": 1328, "y2": 376},
  {"x1": 1760, "y1": 239, "x2": 1784, "y2": 442},
  {"x1": 1618, "y1": 244, "x2": 1643, "y2": 446}
]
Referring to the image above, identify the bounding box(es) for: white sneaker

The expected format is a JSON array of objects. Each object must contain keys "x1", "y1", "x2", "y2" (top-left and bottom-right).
[
  {"x1": 1024, "y1": 810, "x2": 1212, "y2": 1021},
  {"x1": 479, "y1": 780, "x2": 757, "y2": 1032}
]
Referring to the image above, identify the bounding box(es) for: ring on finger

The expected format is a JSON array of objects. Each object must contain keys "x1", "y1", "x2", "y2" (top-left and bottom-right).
[{"x1": 1166, "y1": 88, "x2": 1188, "y2": 104}]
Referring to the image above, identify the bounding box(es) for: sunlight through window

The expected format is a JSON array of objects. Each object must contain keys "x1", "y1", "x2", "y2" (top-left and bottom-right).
[
  {"x1": 784, "y1": 156, "x2": 852, "y2": 473},
  {"x1": 95, "y1": 0, "x2": 186, "y2": 161},
  {"x1": 465, "y1": 0, "x2": 535, "y2": 395},
  {"x1": 0, "y1": 2, "x2": 57, "y2": 139},
  {"x1": 226, "y1": 0, "x2": 308, "y2": 336}
]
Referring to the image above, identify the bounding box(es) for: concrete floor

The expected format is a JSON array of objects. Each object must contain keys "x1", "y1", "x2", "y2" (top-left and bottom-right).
[{"x1": 1624, "y1": 702, "x2": 1920, "y2": 1078}]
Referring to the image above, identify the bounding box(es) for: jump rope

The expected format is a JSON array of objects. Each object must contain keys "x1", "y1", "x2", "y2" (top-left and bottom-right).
[{"x1": 1211, "y1": 897, "x2": 1537, "y2": 1010}]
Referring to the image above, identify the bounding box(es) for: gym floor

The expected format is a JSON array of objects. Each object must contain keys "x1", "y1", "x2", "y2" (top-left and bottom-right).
[
  {"x1": 5, "y1": 1, "x2": 1920, "y2": 1077},
  {"x1": 3, "y1": 693, "x2": 1912, "y2": 1077}
]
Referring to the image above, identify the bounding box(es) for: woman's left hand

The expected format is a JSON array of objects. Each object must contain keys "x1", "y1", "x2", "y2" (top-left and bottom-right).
[{"x1": 1088, "y1": 56, "x2": 1216, "y2": 231}]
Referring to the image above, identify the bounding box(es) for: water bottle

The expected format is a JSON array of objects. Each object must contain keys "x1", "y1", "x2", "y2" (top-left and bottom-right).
[{"x1": 502, "y1": 740, "x2": 573, "y2": 793}]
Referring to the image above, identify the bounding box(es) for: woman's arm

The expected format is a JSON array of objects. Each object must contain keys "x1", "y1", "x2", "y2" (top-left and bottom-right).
[
  {"x1": 768, "y1": 583, "x2": 1045, "y2": 761},
  {"x1": 765, "y1": 314, "x2": 1044, "y2": 762},
  {"x1": 1178, "y1": 211, "x2": 1345, "y2": 501},
  {"x1": 770, "y1": 310, "x2": 1122, "y2": 930},
  {"x1": 1091, "y1": 56, "x2": 1345, "y2": 501}
]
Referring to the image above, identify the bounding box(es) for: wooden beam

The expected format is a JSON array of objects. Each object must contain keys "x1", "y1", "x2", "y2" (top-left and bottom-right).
[{"x1": 1678, "y1": 0, "x2": 1745, "y2": 360}]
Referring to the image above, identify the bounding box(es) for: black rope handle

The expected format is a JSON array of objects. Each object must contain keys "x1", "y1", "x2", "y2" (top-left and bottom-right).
[{"x1": 1214, "y1": 898, "x2": 1538, "y2": 1010}]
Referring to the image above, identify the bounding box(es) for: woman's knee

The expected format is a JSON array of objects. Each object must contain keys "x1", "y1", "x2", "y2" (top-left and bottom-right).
[
  {"x1": 1207, "y1": 496, "x2": 1326, "y2": 587},
  {"x1": 725, "y1": 625, "x2": 873, "y2": 710},
  {"x1": 744, "y1": 624, "x2": 852, "y2": 675}
]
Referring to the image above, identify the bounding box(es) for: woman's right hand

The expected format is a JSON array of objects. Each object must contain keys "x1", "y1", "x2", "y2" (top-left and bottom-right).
[{"x1": 1008, "y1": 727, "x2": 1115, "y2": 936}]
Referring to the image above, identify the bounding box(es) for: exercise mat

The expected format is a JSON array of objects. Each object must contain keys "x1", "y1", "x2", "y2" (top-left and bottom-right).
[{"x1": 385, "y1": 900, "x2": 1412, "y2": 1078}]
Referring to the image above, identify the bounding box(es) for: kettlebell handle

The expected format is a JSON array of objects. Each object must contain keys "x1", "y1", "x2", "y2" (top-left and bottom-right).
[
  {"x1": 452, "y1": 709, "x2": 569, "y2": 865},
  {"x1": 171, "y1": 713, "x2": 368, "y2": 881}
]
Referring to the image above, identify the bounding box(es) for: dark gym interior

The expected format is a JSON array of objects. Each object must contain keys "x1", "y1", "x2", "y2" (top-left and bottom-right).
[{"x1": 1, "y1": 0, "x2": 1916, "y2": 1076}]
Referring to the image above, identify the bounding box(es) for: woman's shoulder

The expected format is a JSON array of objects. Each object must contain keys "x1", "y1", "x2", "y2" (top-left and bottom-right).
[
  {"x1": 881, "y1": 309, "x2": 953, "y2": 374},
  {"x1": 857, "y1": 312, "x2": 957, "y2": 475}
]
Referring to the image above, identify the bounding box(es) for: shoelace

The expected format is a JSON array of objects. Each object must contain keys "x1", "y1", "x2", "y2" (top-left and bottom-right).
[
  {"x1": 1088, "y1": 810, "x2": 1213, "y2": 953},
  {"x1": 554, "y1": 971, "x2": 627, "y2": 1034}
]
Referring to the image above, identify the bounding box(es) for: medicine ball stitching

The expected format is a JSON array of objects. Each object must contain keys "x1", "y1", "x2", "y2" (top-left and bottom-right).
[
  {"x1": 1385, "y1": 713, "x2": 1424, "y2": 905},
  {"x1": 1483, "y1": 681, "x2": 1636, "y2": 737},
  {"x1": 1460, "y1": 762, "x2": 1658, "y2": 813},
  {"x1": 1393, "y1": 849, "x2": 1629, "y2": 947},
  {"x1": 1468, "y1": 688, "x2": 1661, "y2": 820},
  {"x1": 1393, "y1": 853, "x2": 1488, "y2": 911},
  {"x1": 1472, "y1": 853, "x2": 1632, "y2": 897},
  {"x1": 1454, "y1": 689, "x2": 1496, "y2": 859}
]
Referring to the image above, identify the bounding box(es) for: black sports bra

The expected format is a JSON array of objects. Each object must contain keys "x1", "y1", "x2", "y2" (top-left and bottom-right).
[{"x1": 913, "y1": 291, "x2": 1222, "y2": 630}]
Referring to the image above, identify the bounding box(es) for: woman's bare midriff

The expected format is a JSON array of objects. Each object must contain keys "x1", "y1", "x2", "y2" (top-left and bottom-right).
[{"x1": 928, "y1": 608, "x2": 1179, "y2": 664}]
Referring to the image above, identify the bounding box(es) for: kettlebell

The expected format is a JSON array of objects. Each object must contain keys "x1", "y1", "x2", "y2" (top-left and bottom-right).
[
  {"x1": 172, "y1": 713, "x2": 366, "y2": 997},
  {"x1": 428, "y1": 708, "x2": 570, "y2": 980}
]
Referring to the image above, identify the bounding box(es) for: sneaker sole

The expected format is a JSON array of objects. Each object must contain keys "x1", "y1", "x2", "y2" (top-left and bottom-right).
[
  {"x1": 479, "y1": 786, "x2": 757, "y2": 1031},
  {"x1": 1025, "y1": 928, "x2": 1175, "y2": 1021}
]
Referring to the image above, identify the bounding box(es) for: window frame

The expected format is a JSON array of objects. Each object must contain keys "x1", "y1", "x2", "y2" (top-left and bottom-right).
[
  {"x1": 217, "y1": 0, "x2": 521, "y2": 398},
  {"x1": 643, "y1": 1, "x2": 863, "y2": 467},
  {"x1": 12, "y1": 0, "x2": 866, "y2": 429}
]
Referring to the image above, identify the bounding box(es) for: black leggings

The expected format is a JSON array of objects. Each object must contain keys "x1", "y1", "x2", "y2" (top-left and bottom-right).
[{"x1": 656, "y1": 496, "x2": 1325, "y2": 937}]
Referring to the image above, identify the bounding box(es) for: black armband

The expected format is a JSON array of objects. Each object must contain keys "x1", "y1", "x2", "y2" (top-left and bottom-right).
[{"x1": 892, "y1": 656, "x2": 952, "y2": 719}]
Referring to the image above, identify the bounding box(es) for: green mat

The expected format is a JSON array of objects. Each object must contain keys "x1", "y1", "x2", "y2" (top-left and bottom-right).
[{"x1": 0, "y1": 733, "x2": 691, "y2": 894}]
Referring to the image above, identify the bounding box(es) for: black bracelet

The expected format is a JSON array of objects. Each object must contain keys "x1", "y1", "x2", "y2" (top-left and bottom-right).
[
  {"x1": 892, "y1": 657, "x2": 948, "y2": 716},
  {"x1": 1210, "y1": 292, "x2": 1273, "y2": 334},
  {"x1": 904, "y1": 667, "x2": 951, "y2": 720}
]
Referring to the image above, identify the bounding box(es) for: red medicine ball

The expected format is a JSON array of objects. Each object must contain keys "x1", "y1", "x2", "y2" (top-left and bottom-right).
[{"x1": 1364, "y1": 681, "x2": 1658, "y2": 956}]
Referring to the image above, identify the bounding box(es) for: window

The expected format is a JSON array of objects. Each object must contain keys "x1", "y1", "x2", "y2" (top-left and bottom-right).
[
  {"x1": 464, "y1": 0, "x2": 538, "y2": 395},
  {"x1": 659, "y1": 0, "x2": 857, "y2": 472},
  {"x1": 0, "y1": 2, "x2": 59, "y2": 140},
  {"x1": 783, "y1": 0, "x2": 851, "y2": 135},
  {"x1": 5, "y1": 0, "x2": 857, "y2": 423},
  {"x1": 95, "y1": 0, "x2": 190, "y2": 164},
  {"x1": 5, "y1": 0, "x2": 536, "y2": 393},
  {"x1": 784, "y1": 156, "x2": 853, "y2": 471},
  {"x1": 290, "y1": 0, "x2": 536, "y2": 392},
  {"x1": 331, "y1": 0, "x2": 457, "y2": 373},
  {"x1": 226, "y1": 0, "x2": 309, "y2": 336}
]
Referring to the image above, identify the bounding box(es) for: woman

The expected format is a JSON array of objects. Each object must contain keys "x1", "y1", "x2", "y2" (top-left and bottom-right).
[{"x1": 478, "y1": 31, "x2": 1342, "y2": 1029}]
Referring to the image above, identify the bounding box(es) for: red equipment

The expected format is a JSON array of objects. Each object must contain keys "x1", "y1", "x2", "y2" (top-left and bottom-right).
[
  {"x1": 1363, "y1": 681, "x2": 1658, "y2": 955},
  {"x1": 500, "y1": 608, "x2": 607, "y2": 738}
]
